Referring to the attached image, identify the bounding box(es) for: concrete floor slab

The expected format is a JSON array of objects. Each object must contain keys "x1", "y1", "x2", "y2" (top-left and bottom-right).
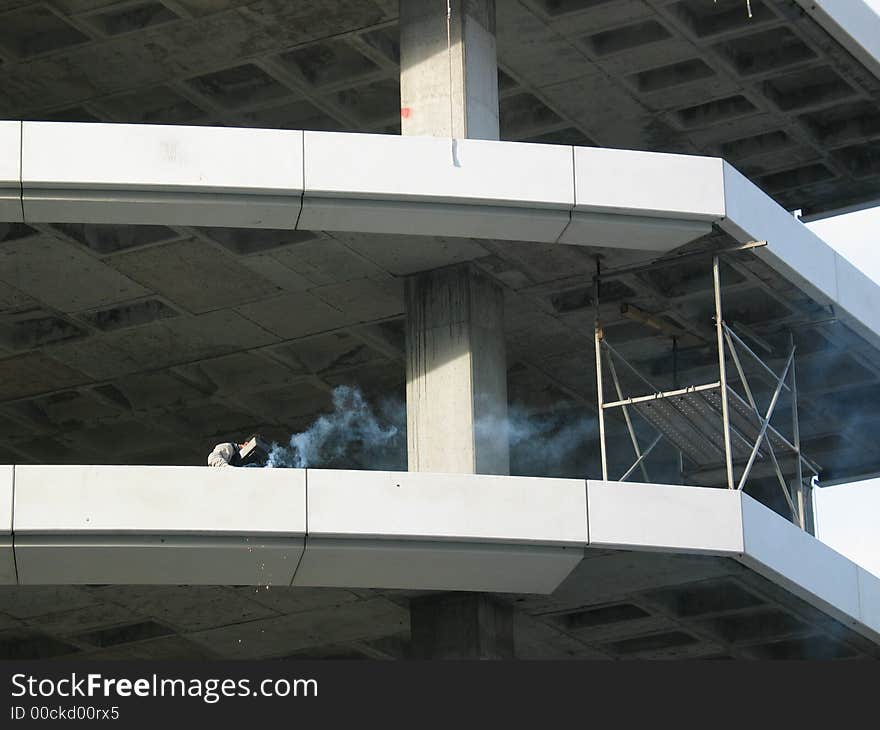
[
  {"x1": 235, "y1": 291, "x2": 350, "y2": 340},
  {"x1": 109, "y1": 239, "x2": 283, "y2": 314},
  {"x1": 187, "y1": 596, "x2": 409, "y2": 659},
  {"x1": 0, "y1": 234, "x2": 150, "y2": 313}
]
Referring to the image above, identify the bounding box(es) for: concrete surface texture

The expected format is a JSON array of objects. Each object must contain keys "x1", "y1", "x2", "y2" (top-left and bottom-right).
[
  {"x1": 0, "y1": 1, "x2": 876, "y2": 217},
  {"x1": 0, "y1": 467, "x2": 879, "y2": 660},
  {"x1": 400, "y1": 0, "x2": 500, "y2": 139},
  {"x1": 405, "y1": 265, "x2": 509, "y2": 474}
]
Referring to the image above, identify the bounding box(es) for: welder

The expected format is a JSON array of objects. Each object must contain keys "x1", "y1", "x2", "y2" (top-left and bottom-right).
[{"x1": 207, "y1": 434, "x2": 269, "y2": 467}]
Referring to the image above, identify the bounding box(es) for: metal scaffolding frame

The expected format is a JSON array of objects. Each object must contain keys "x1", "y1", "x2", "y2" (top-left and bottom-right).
[{"x1": 593, "y1": 242, "x2": 820, "y2": 529}]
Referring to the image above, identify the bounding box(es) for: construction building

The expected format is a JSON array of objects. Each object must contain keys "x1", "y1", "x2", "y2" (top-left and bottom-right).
[{"x1": 0, "y1": 0, "x2": 879, "y2": 659}]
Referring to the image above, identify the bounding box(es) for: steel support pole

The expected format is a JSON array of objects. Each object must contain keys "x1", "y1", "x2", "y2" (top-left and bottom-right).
[
  {"x1": 714, "y1": 256, "x2": 735, "y2": 490},
  {"x1": 595, "y1": 322, "x2": 608, "y2": 481},
  {"x1": 791, "y1": 332, "x2": 805, "y2": 530},
  {"x1": 595, "y1": 269, "x2": 608, "y2": 480},
  {"x1": 725, "y1": 329, "x2": 797, "y2": 518},
  {"x1": 607, "y1": 355, "x2": 650, "y2": 482},
  {"x1": 737, "y1": 349, "x2": 794, "y2": 491}
]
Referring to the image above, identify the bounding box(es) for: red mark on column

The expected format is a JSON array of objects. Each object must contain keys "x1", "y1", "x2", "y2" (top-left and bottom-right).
[{"x1": 400, "y1": 107, "x2": 412, "y2": 119}]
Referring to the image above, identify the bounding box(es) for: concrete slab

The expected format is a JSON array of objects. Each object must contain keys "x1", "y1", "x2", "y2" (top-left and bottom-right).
[
  {"x1": 85, "y1": 585, "x2": 279, "y2": 633},
  {"x1": 0, "y1": 235, "x2": 150, "y2": 313},
  {"x1": 335, "y1": 232, "x2": 489, "y2": 276},
  {"x1": 311, "y1": 277, "x2": 404, "y2": 322},
  {"x1": 587, "y1": 481, "x2": 744, "y2": 555},
  {"x1": 235, "y1": 291, "x2": 350, "y2": 340},
  {"x1": 109, "y1": 238, "x2": 282, "y2": 314},
  {"x1": 47, "y1": 310, "x2": 278, "y2": 379},
  {"x1": 187, "y1": 596, "x2": 409, "y2": 659},
  {"x1": 0, "y1": 121, "x2": 22, "y2": 223},
  {"x1": 21, "y1": 123, "x2": 304, "y2": 228},
  {"x1": 268, "y1": 237, "x2": 386, "y2": 286}
]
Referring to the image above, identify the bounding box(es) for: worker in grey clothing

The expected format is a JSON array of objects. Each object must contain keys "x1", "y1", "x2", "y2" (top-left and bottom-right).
[{"x1": 207, "y1": 441, "x2": 245, "y2": 467}]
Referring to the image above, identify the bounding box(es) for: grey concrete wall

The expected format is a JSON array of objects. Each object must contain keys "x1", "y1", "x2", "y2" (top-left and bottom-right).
[{"x1": 400, "y1": 0, "x2": 499, "y2": 139}]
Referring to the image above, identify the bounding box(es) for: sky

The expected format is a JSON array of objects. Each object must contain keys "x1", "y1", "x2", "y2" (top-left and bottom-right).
[{"x1": 807, "y1": 204, "x2": 880, "y2": 574}]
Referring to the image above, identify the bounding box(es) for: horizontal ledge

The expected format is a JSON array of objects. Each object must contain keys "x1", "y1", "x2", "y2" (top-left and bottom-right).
[
  {"x1": 305, "y1": 531, "x2": 587, "y2": 548},
  {"x1": 13, "y1": 531, "x2": 305, "y2": 540},
  {"x1": 302, "y1": 190, "x2": 573, "y2": 210}
]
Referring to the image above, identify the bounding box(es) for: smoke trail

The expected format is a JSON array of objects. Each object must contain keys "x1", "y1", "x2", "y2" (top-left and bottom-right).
[
  {"x1": 267, "y1": 385, "x2": 595, "y2": 477},
  {"x1": 266, "y1": 385, "x2": 404, "y2": 469},
  {"x1": 477, "y1": 404, "x2": 596, "y2": 479}
]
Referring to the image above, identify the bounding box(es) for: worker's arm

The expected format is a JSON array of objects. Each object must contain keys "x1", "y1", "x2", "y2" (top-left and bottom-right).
[{"x1": 207, "y1": 442, "x2": 238, "y2": 467}]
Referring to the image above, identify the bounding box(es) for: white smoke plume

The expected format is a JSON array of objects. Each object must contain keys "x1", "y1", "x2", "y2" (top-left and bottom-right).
[
  {"x1": 478, "y1": 404, "x2": 596, "y2": 478},
  {"x1": 266, "y1": 385, "x2": 595, "y2": 478},
  {"x1": 266, "y1": 385, "x2": 404, "y2": 469}
]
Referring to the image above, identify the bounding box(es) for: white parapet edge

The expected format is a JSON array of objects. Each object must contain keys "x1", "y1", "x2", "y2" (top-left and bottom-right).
[
  {"x1": 0, "y1": 121, "x2": 23, "y2": 223},
  {"x1": 12, "y1": 465, "x2": 307, "y2": 586},
  {"x1": 586, "y1": 480, "x2": 745, "y2": 555},
  {"x1": 13, "y1": 464, "x2": 306, "y2": 536},
  {"x1": 305, "y1": 469, "x2": 588, "y2": 545},
  {"x1": 20, "y1": 122, "x2": 304, "y2": 228},
  {"x1": 294, "y1": 470, "x2": 588, "y2": 594}
]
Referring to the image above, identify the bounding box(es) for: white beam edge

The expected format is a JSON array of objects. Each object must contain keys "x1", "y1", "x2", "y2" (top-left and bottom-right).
[
  {"x1": 305, "y1": 469, "x2": 588, "y2": 547},
  {"x1": 0, "y1": 121, "x2": 23, "y2": 223},
  {"x1": 14, "y1": 534, "x2": 303, "y2": 586},
  {"x1": 586, "y1": 480, "x2": 745, "y2": 555},
  {"x1": 12, "y1": 465, "x2": 307, "y2": 537},
  {"x1": 19, "y1": 122, "x2": 304, "y2": 228},
  {"x1": 23, "y1": 191, "x2": 302, "y2": 229},
  {"x1": 720, "y1": 163, "x2": 880, "y2": 349},
  {"x1": 857, "y1": 567, "x2": 880, "y2": 641},
  {"x1": 303, "y1": 131, "x2": 575, "y2": 209},
  {"x1": 573, "y1": 147, "x2": 726, "y2": 221},
  {"x1": 298, "y1": 197, "x2": 570, "y2": 243},
  {"x1": 560, "y1": 212, "x2": 713, "y2": 251},
  {"x1": 738, "y1": 492, "x2": 866, "y2": 637},
  {"x1": 292, "y1": 537, "x2": 583, "y2": 594}
]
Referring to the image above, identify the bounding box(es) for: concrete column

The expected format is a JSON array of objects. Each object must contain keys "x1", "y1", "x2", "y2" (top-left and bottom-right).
[
  {"x1": 399, "y1": 0, "x2": 500, "y2": 139},
  {"x1": 406, "y1": 264, "x2": 509, "y2": 475},
  {"x1": 410, "y1": 593, "x2": 514, "y2": 659}
]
